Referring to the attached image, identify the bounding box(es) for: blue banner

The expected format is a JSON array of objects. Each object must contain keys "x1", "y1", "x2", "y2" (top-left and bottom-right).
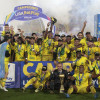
[
  {"x1": 9, "y1": 9, "x2": 50, "y2": 22},
  {"x1": 4, "y1": 5, "x2": 50, "y2": 24},
  {"x1": 4, "y1": 61, "x2": 99, "y2": 88},
  {"x1": 0, "y1": 42, "x2": 8, "y2": 79}
]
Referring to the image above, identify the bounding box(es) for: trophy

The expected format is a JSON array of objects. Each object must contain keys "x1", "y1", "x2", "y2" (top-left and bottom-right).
[
  {"x1": 32, "y1": 48, "x2": 34, "y2": 51},
  {"x1": 50, "y1": 17, "x2": 57, "y2": 25},
  {"x1": 59, "y1": 74, "x2": 65, "y2": 93}
]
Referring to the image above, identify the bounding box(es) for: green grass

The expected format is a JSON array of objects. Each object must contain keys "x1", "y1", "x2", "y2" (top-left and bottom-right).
[{"x1": 0, "y1": 89, "x2": 100, "y2": 100}]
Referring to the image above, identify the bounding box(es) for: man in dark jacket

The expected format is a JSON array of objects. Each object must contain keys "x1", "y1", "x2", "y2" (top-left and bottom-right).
[{"x1": 49, "y1": 62, "x2": 71, "y2": 93}]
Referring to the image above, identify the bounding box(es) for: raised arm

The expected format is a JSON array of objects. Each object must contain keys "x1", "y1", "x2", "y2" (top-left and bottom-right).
[
  {"x1": 20, "y1": 30, "x2": 26, "y2": 43},
  {"x1": 81, "y1": 21, "x2": 87, "y2": 34}
]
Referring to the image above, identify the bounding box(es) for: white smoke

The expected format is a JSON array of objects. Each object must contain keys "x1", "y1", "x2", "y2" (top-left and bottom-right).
[{"x1": 0, "y1": 0, "x2": 100, "y2": 35}]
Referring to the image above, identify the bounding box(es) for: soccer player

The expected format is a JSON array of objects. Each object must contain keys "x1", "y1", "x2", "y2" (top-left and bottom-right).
[
  {"x1": 12, "y1": 37, "x2": 27, "y2": 62},
  {"x1": 1, "y1": 24, "x2": 10, "y2": 37},
  {"x1": 77, "y1": 21, "x2": 87, "y2": 49},
  {"x1": 23, "y1": 66, "x2": 50, "y2": 92},
  {"x1": 37, "y1": 38, "x2": 43, "y2": 61},
  {"x1": 61, "y1": 34, "x2": 67, "y2": 45},
  {"x1": 85, "y1": 32, "x2": 93, "y2": 41},
  {"x1": 56, "y1": 38, "x2": 70, "y2": 62},
  {"x1": 66, "y1": 35, "x2": 73, "y2": 49},
  {"x1": 69, "y1": 38, "x2": 83, "y2": 61},
  {"x1": 25, "y1": 36, "x2": 30, "y2": 48},
  {"x1": 26, "y1": 37, "x2": 39, "y2": 61},
  {"x1": 72, "y1": 50, "x2": 92, "y2": 74},
  {"x1": 9, "y1": 26, "x2": 15, "y2": 36},
  {"x1": 13, "y1": 34, "x2": 19, "y2": 42},
  {"x1": 0, "y1": 37, "x2": 12, "y2": 91},
  {"x1": 53, "y1": 34, "x2": 60, "y2": 47},
  {"x1": 53, "y1": 34, "x2": 60, "y2": 61},
  {"x1": 32, "y1": 33, "x2": 38, "y2": 43},
  {"x1": 42, "y1": 22, "x2": 54, "y2": 61},
  {"x1": 83, "y1": 40, "x2": 99, "y2": 61},
  {"x1": 66, "y1": 64, "x2": 99, "y2": 98}
]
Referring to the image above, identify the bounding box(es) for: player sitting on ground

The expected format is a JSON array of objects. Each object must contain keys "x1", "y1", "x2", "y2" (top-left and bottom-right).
[
  {"x1": 23, "y1": 66, "x2": 50, "y2": 92},
  {"x1": 66, "y1": 64, "x2": 100, "y2": 98}
]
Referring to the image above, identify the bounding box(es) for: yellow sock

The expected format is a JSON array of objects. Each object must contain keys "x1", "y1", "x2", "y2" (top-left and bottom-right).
[
  {"x1": 67, "y1": 86, "x2": 74, "y2": 95},
  {"x1": 1, "y1": 78, "x2": 6, "y2": 87},
  {"x1": 98, "y1": 83, "x2": 100, "y2": 88},
  {"x1": 98, "y1": 80, "x2": 100, "y2": 88},
  {"x1": 90, "y1": 86, "x2": 96, "y2": 94}
]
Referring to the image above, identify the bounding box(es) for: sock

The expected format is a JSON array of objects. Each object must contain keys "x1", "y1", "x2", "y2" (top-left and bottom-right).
[
  {"x1": 67, "y1": 86, "x2": 74, "y2": 95},
  {"x1": 90, "y1": 86, "x2": 96, "y2": 94},
  {"x1": 1, "y1": 78, "x2": 6, "y2": 87}
]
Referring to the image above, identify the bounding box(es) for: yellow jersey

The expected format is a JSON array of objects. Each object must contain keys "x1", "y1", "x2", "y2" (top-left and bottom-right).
[
  {"x1": 57, "y1": 45, "x2": 70, "y2": 62},
  {"x1": 26, "y1": 44, "x2": 39, "y2": 61},
  {"x1": 42, "y1": 37, "x2": 54, "y2": 55},
  {"x1": 92, "y1": 60, "x2": 100, "y2": 75},
  {"x1": 75, "y1": 56, "x2": 92, "y2": 73},
  {"x1": 73, "y1": 73, "x2": 91, "y2": 87},
  {"x1": 14, "y1": 43, "x2": 26, "y2": 61},
  {"x1": 83, "y1": 46, "x2": 99, "y2": 60},
  {"x1": 2, "y1": 31, "x2": 15, "y2": 36},
  {"x1": 35, "y1": 69, "x2": 50, "y2": 84},
  {"x1": 36, "y1": 45, "x2": 42, "y2": 61},
  {"x1": 69, "y1": 46, "x2": 83, "y2": 61},
  {"x1": 4, "y1": 44, "x2": 11, "y2": 62}
]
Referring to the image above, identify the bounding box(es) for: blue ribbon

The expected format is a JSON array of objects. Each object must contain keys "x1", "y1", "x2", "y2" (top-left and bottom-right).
[{"x1": 0, "y1": 42, "x2": 8, "y2": 78}]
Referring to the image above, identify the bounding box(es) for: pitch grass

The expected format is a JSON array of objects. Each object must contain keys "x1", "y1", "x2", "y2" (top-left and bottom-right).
[{"x1": 0, "y1": 89, "x2": 100, "y2": 100}]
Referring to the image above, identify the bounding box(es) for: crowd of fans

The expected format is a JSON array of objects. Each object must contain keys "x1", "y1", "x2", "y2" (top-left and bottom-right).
[{"x1": 0, "y1": 19, "x2": 100, "y2": 98}]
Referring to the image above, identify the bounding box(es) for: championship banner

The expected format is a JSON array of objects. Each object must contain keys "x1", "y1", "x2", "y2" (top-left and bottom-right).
[
  {"x1": 20, "y1": 61, "x2": 56, "y2": 88},
  {"x1": 4, "y1": 5, "x2": 50, "y2": 24},
  {"x1": 5, "y1": 62, "x2": 21, "y2": 88},
  {"x1": 14, "y1": 5, "x2": 42, "y2": 12}
]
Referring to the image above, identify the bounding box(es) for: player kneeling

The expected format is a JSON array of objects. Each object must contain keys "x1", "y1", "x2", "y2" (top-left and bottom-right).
[
  {"x1": 66, "y1": 64, "x2": 100, "y2": 98},
  {"x1": 23, "y1": 66, "x2": 50, "y2": 92}
]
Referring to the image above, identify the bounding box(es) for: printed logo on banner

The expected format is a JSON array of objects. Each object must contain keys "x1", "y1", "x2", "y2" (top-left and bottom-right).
[{"x1": 6, "y1": 63, "x2": 15, "y2": 86}]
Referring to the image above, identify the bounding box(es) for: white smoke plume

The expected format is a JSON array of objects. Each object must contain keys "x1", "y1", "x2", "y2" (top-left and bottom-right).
[{"x1": 0, "y1": 0, "x2": 100, "y2": 35}]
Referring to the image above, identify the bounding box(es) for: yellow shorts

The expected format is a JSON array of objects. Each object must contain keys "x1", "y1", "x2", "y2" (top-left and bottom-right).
[
  {"x1": 42, "y1": 55, "x2": 53, "y2": 61},
  {"x1": 76, "y1": 86, "x2": 88, "y2": 94},
  {"x1": 5, "y1": 62, "x2": 9, "y2": 73},
  {"x1": 32, "y1": 77, "x2": 44, "y2": 89},
  {"x1": 33, "y1": 80, "x2": 42, "y2": 88}
]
